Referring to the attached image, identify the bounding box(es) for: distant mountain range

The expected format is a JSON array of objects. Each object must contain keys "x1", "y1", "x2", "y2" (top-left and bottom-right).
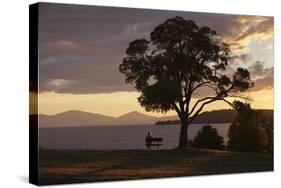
[
  {"x1": 35, "y1": 110, "x2": 174, "y2": 127},
  {"x1": 32, "y1": 109, "x2": 273, "y2": 128}
]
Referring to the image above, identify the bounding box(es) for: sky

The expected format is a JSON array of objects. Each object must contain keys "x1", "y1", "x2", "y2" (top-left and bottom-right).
[{"x1": 35, "y1": 3, "x2": 274, "y2": 117}]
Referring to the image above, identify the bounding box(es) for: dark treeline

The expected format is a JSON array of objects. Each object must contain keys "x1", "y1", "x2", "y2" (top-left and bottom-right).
[
  {"x1": 227, "y1": 102, "x2": 273, "y2": 153},
  {"x1": 155, "y1": 109, "x2": 273, "y2": 125},
  {"x1": 190, "y1": 102, "x2": 273, "y2": 153}
]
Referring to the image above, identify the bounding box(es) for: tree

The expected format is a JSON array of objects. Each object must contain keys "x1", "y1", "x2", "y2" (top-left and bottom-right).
[
  {"x1": 119, "y1": 17, "x2": 253, "y2": 149},
  {"x1": 192, "y1": 125, "x2": 224, "y2": 150},
  {"x1": 227, "y1": 101, "x2": 268, "y2": 152},
  {"x1": 265, "y1": 120, "x2": 273, "y2": 153}
]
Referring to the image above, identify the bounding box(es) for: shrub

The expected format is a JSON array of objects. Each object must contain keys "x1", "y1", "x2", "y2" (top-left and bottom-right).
[
  {"x1": 192, "y1": 125, "x2": 224, "y2": 150},
  {"x1": 227, "y1": 101, "x2": 269, "y2": 152}
]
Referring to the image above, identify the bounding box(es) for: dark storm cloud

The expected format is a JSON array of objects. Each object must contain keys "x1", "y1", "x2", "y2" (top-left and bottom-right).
[
  {"x1": 249, "y1": 61, "x2": 272, "y2": 77},
  {"x1": 249, "y1": 61, "x2": 273, "y2": 91},
  {"x1": 229, "y1": 54, "x2": 253, "y2": 66},
  {"x1": 38, "y1": 3, "x2": 273, "y2": 94}
]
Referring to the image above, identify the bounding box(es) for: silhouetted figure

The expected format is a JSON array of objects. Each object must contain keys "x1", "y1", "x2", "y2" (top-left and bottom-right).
[{"x1": 145, "y1": 131, "x2": 152, "y2": 150}]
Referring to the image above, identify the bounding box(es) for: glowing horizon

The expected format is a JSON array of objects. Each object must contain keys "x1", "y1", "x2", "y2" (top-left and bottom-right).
[{"x1": 34, "y1": 88, "x2": 273, "y2": 117}]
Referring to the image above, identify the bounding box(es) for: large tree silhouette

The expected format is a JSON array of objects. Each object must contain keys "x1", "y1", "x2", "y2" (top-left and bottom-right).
[{"x1": 119, "y1": 17, "x2": 253, "y2": 148}]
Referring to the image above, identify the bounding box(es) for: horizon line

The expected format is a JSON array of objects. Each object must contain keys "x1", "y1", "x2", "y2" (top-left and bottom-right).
[{"x1": 30, "y1": 108, "x2": 274, "y2": 118}]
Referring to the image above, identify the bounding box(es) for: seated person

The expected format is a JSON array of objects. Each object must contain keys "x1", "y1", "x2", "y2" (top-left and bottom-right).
[{"x1": 145, "y1": 131, "x2": 152, "y2": 150}]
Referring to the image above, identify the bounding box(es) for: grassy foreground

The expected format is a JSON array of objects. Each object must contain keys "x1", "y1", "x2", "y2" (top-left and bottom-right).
[{"x1": 38, "y1": 148, "x2": 273, "y2": 185}]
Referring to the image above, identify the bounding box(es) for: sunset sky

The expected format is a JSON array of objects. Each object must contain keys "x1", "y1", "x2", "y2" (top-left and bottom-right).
[{"x1": 36, "y1": 3, "x2": 274, "y2": 117}]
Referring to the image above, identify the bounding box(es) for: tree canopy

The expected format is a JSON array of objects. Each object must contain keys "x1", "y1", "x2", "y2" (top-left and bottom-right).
[
  {"x1": 120, "y1": 16, "x2": 252, "y2": 120},
  {"x1": 227, "y1": 101, "x2": 270, "y2": 152},
  {"x1": 119, "y1": 16, "x2": 253, "y2": 148}
]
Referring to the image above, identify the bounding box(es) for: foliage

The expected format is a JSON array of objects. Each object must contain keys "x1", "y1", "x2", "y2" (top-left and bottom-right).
[
  {"x1": 119, "y1": 16, "x2": 253, "y2": 148},
  {"x1": 265, "y1": 121, "x2": 273, "y2": 153},
  {"x1": 227, "y1": 101, "x2": 272, "y2": 152},
  {"x1": 192, "y1": 125, "x2": 224, "y2": 150}
]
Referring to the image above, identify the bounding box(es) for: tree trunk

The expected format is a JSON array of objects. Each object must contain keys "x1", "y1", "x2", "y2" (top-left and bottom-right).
[{"x1": 178, "y1": 120, "x2": 189, "y2": 149}]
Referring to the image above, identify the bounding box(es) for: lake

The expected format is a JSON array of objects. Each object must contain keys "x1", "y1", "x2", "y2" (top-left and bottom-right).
[{"x1": 39, "y1": 123, "x2": 230, "y2": 150}]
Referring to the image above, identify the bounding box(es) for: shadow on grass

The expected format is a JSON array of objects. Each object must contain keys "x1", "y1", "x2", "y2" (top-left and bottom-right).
[{"x1": 38, "y1": 148, "x2": 273, "y2": 185}]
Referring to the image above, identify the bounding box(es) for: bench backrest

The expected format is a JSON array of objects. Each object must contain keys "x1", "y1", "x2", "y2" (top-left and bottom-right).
[{"x1": 146, "y1": 137, "x2": 163, "y2": 142}]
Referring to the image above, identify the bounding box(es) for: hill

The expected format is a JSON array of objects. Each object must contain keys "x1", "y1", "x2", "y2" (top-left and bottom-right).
[
  {"x1": 31, "y1": 109, "x2": 273, "y2": 127},
  {"x1": 37, "y1": 110, "x2": 116, "y2": 127},
  {"x1": 33, "y1": 110, "x2": 160, "y2": 127},
  {"x1": 155, "y1": 109, "x2": 273, "y2": 125}
]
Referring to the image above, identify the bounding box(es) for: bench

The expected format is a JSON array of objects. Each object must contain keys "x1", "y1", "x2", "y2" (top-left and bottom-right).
[{"x1": 145, "y1": 137, "x2": 163, "y2": 150}]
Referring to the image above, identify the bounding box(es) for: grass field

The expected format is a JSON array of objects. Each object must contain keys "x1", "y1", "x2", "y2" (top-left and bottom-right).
[{"x1": 38, "y1": 148, "x2": 273, "y2": 185}]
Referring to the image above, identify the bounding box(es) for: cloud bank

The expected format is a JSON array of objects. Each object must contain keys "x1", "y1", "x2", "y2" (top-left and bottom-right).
[{"x1": 38, "y1": 3, "x2": 273, "y2": 94}]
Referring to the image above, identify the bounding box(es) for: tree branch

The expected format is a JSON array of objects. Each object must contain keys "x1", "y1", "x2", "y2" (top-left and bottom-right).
[
  {"x1": 172, "y1": 103, "x2": 182, "y2": 119},
  {"x1": 189, "y1": 98, "x2": 235, "y2": 124},
  {"x1": 188, "y1": 97, "x2": 218, "y2": 124},
  {"x1": 188, "y1": 96, "x2": 216, "y2": 116},
  {"x1": 192, "y1": 81, "x2": 212, "y2": 92},
  {"x1": 221, "y1": 98, "x2": 234, "y2": 108}
]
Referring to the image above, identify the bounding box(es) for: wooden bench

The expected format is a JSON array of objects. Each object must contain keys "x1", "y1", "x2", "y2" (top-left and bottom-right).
[{"x1": 145, "y1": 137, "x2": 163, "y2": 150}]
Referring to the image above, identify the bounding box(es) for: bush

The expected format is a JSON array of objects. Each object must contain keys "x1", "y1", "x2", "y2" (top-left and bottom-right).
[
  {"x1": 265, "y1": 121, "x2": 273, "y2": 153},
  {"x1": 227, "y1": 101, "x2": 270, "y2": 152},
  {"x1": 192, "y1": 125, "x2": 224, "y2": 150}
]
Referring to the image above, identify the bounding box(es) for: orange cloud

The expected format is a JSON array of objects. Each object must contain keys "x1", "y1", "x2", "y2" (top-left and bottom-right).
[{"x1": 219, "y1": 16, "x2": 273, "y2": 52}]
